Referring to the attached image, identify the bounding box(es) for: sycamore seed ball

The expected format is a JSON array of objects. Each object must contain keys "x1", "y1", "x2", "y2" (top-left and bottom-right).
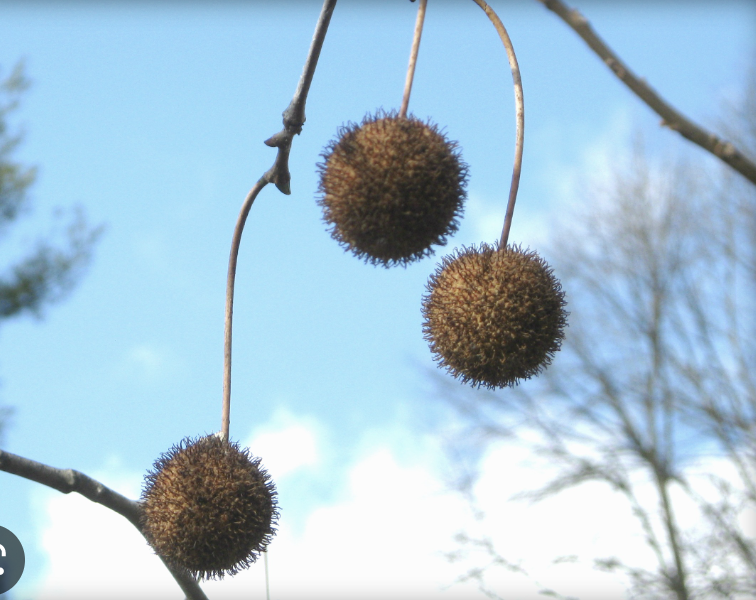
[
  {"x1": 422, "y1": 243, "x2": 568, "y2": 389},
  {"x1": 317, "y1": 111, "x2": 468, "y2": 267},
  {"x1": 141, "y1": 435, "x2": 279, "y2": 580}
]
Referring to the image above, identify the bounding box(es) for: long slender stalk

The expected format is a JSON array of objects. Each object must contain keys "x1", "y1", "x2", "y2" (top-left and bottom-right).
[
  {"x1": 399, "y1": 0, "x2": 428, "y2": 118},
  {"x1": 469, "y1": 0, "x2": 524, "y2": 247},
  {"x1": 221, "y1": 178, "x2": 268, "y2": 440}
]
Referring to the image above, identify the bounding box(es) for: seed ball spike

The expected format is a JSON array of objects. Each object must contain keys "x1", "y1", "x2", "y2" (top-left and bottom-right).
[
  {"x1": 141, "y1": 434, "x2": 279, "y2": 580},
  {"x1": 317, "y1": 110, "x2": 468, "y2": 267},
  {"x1": 422, "y1": 243, "x2": 568, "y2": 389}
]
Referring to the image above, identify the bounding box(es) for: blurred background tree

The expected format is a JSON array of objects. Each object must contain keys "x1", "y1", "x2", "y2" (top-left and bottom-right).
[
  {"x1": 0, "y1": 62, "x2": 102, "y2": 444},
  {"x1": 438, "y1": 75, "x2": 756, "y2": 600}
]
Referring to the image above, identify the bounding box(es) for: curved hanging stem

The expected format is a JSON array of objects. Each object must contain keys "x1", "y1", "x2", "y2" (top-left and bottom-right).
[
  {"x1": 399, "y1": 0, "x2": 428, "y2": 118},
  {"x1": 222, "y1": 178, "x2": 268, "y2": 441},
  {"x1": 470, "y1": 0, "x2": 524, "y2": 248}
]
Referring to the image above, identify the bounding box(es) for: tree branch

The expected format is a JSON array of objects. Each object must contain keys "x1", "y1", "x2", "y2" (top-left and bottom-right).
[
  {"x1": 537, "y1": 0, "x2": 756, "y2": 186},
  {"x1": 263, "y1": 0, "x2": 337, "y2": 194},
  {"x1": 0, "y1": 449, "x2": 208, "y2": 600}
]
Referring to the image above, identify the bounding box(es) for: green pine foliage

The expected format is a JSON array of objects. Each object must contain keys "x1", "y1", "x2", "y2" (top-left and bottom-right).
[{"x1": 0, "y1": 62, "x2": 102, "y2": 322}]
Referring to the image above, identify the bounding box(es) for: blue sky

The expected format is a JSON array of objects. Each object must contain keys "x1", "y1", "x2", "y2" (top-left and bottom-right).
[{"x1": 0, "y1": 1, "x2": 754, "y2": 598}]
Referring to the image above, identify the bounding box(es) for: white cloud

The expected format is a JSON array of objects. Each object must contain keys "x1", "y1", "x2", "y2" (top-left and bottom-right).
[
  {"x1": 27, "y1": 471, "x2": 183, "y2": 600},
  {"x1": 549, "y1": 106, "x2": 635, "y2": 213},
  {"x1": 132, "y1": 231, "x2": 171, "y2": 274},
  {"x1": 461, "y1": 192, "x2": 505, "y2": 246},
  {"x1": 457, "y1": 439, "x2": 641, "y2": 599},
  {"x1": 454, "y1": 190, "x2": 553, "y2": 254},
  {"x1": 115, "y1": 343, "x2": 184, "y2": 383},
  {"x1": 453, "y1": 429, "x2": 756, "y2": 600},
  {"x1": 203, "y1": 444, "x2": 472, "y2": 600},
  {"x1": 242, "y1": 408, "x2": 321, "y2": 481},
  {"x1": 20, "y1": 414, "x2": 755, "y2": 600},
  {"x1": 127, "y1": 345, "x2": 166, "y2": 376}
]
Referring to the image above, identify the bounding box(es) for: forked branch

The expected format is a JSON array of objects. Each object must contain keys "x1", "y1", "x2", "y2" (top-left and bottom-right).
[
  {"x1": 538, "y1": 0, "x2": 756, "y2": 186},
  {"x1": 264, "y1": 0, "x2": 338, "y2": 195}
]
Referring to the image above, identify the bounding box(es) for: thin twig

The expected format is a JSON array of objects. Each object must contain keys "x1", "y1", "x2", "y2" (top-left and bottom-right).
[
  {"x1": 537, "y1": 0, "x2": 756, "y2": 187},
  {"x1": 400, "y1": 0, "x2": 428, "y2": 118},
  {"x1": 264, "y1": 0, "x2": 338, "y2": 194},
  {"x1": 222, "y1": 0, "x2": 338, "y2": 439},
  {"x1": 0, "y1": 449, "x2": 209, "y2": 600},
  {"x1": 469, "y1": 0, "x2": 524, "y2": 247}
]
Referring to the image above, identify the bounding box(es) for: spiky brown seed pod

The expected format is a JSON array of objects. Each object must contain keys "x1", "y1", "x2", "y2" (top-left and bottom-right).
[
  {"x1": 422, "y1": 243, "x2": 567, "y2": 389},
  {"x1": 141, "y1": 435, "x2": 278, "y2": 580},
  {"x1": 317, "y1": 111, "x2": 468, "y2": 267}
]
